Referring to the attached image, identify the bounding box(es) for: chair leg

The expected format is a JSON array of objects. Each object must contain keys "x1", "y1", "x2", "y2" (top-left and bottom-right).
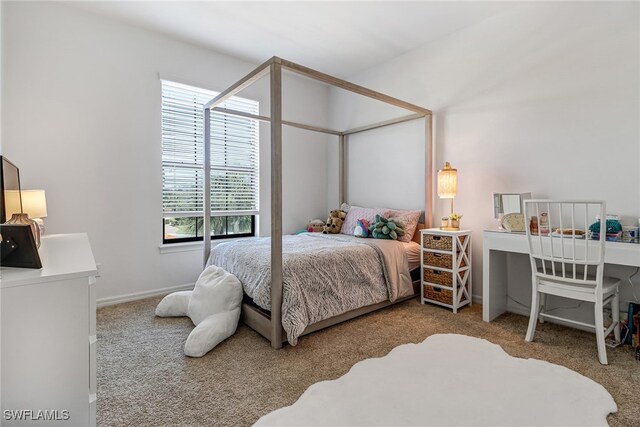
[
  {"x1": 612, "y1": 291, "x2": 621, "y2": 343},
  {"x1": 539, "y1": 293, "x2": 546, "y2": 324},
  {"x1": 594, "y1": 299, "x2": 608, "y2": 365},
  {"x1": 525, "y1": 285, "x2": 540, "y2": 343}
]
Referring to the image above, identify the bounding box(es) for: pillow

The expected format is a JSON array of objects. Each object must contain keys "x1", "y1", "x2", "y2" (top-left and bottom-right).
[
  {"x1": 342, "y1": 206, "x2": 391, "y2": 236},
  {"x1": 389, "y1": 210, "x2": 421, "y2": 243},
  {"x1": 354, "y1": 219, "x2": 370, "y2": 238}
]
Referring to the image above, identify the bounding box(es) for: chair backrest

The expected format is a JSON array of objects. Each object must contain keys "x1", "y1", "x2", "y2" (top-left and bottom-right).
[{"x1": 523, "y1": 200, "x2": 606, "y2": 288}]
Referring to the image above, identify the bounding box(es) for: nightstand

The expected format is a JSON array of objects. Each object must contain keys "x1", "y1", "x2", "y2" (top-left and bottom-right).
[{"x1": 420, "y1": 228, "x2": 472, "y2": 313}]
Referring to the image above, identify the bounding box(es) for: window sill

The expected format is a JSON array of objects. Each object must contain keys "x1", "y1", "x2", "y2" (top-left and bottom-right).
[{"x1": 158, "y1": 236, "x2": 254, "y2": 254}]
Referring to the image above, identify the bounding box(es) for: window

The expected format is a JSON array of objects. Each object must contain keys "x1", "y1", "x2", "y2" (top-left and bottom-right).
[{"x1": 161, "y1": 80, "x2": 259, "y2": 243}]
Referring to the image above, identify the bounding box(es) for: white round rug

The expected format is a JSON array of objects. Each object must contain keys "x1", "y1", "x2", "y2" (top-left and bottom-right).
[{"x1": 255, "y1": 334, "x2": 616, "y2": 426}]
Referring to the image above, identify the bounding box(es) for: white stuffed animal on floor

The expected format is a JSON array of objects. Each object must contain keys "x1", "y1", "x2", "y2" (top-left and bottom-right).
[{"x1": 155, "y1": 265, "x2": 243, "y2": 357}]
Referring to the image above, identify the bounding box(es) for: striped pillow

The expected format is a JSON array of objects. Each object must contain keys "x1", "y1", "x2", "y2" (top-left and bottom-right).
[{"x1": 341, "y1": 206, "x2": 391, "y2": 236}]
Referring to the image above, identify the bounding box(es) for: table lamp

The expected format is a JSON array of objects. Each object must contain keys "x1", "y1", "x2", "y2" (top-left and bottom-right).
[
  {"x1": 20, "y1": 190, "x2": 48, "y2": 234},
  {"x1": 437, "y1": 162, "x2": 458, "y2": 229}
]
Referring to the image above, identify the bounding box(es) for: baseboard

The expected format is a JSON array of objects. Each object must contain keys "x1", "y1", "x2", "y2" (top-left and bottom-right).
[
  {"x1": 97, "y1": 283, "x2": 195, "y2": 308},
  {"x1": 472, "y1": 294, "x2": 483, "y2": 305}
]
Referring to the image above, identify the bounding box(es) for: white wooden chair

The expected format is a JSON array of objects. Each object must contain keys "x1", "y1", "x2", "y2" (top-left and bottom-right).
[{"x1": 523, "y1": 200, "x2": 621, "y2": 365}]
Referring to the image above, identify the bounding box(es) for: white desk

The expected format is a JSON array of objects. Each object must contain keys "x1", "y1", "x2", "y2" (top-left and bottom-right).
[
  {"x1": 1, "y1": 233, "x2": 97, "y2": 427},
  {"x1": 482, "y1": 230, "x2": 640, "y2": 322}
]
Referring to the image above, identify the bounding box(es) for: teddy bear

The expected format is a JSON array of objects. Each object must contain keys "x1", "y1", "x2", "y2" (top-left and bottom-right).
[
  {"x1": 322, "y1": 209, "x2": 346, "y2": 234},
  {"x1": 323, "y1": 216, "x2": 344, "y2": 234}
]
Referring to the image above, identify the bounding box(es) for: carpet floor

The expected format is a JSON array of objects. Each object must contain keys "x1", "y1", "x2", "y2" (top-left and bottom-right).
[{"x1": 97, "y1": 297, "x2": 639, "y2": 427}]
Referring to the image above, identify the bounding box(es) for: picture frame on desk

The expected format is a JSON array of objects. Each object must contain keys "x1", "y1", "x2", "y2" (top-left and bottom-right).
[{"x1": 0, "y1": 223, "x2": 42, "y2": 269}]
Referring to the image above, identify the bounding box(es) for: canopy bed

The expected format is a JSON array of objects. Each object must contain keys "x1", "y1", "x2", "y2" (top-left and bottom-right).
[{"x1": 203, "y1": 57, "x2": 433, "y2": 348}]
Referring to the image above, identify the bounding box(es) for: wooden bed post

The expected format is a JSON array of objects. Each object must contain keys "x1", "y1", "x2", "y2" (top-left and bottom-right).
[
  {"x1": 203, "y1": 107, "x2": 212, "y2": 267},
  {"x1": 425, "y1": 114, "x2": 433, "y2": 228},
  {"x1": 270, "y1": 60, "x2": 284, "y2": 349},
  {"x1": 339, "y1": 134, "x2": 346, "y2": 205}
]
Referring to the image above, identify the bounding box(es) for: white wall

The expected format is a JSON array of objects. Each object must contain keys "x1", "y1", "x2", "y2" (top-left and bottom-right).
[
  {"x1": 2, "y1": 2, "x2": 331, "y2": 303},
  {"x1": 329, "y1": 2, "x2": 640, "y2": 309}
]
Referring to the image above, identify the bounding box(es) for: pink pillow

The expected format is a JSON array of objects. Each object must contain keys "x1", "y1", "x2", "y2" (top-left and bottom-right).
[
  {"x1": 341, "y1": 206, "x2": 391, "y2": 236},
  {"x1": 389, "y1": 210, "x2": 421, "y2": 243}
]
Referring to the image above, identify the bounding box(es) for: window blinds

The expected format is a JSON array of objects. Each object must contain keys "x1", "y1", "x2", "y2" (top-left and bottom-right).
[{"x1": 161, "y1": 80, "x2": 259, "y2": 218}]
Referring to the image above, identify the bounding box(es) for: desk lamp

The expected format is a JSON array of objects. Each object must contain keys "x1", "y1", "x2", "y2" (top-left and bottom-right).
[
  {"x1": 437, "y1": 162, "x2": 458, "y2": 230},
  {"x1": 21, "y1": 190, "x2": 48, "y2": 234}
]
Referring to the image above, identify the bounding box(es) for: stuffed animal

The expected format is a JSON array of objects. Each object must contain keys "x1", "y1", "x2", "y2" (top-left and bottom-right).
[
  {"x1": 330, "y1": 209, "x2": 347, "y2": 221},
  {"x1": 371, "y1": 214, "x2": 405, "y2": 240},
  {"x1": 307, "y1": 219, "x2": 325, "y2": 233},
  {"x1": 155, "y1": 265, "x2": 242, "y2": 357},
  {"x1": 354, "y1": 219, "x2": 370, "y2": 238},
  {"x1": 323, "y1": 216, "x2": 344, "y2": 234},
  {"x1": 320, "y1": 209, "x2": 346, "y2": 234}
]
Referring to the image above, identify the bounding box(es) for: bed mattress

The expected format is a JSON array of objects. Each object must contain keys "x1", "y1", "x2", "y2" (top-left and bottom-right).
[{"x1": 207, "y1": 233, "x2": 415, "y2": 345}]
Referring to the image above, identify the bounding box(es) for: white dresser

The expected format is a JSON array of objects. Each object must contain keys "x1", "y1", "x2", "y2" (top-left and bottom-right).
[{"x1": 1, "y1": 233, "x2": 97, "y2": 427}]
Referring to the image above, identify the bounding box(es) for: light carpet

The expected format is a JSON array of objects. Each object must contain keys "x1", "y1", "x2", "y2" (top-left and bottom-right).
[
  {"x1": 97, "y1": 297, "x2": 639, "y2": 427},
  {"x1": 256, "y1": 334, "x2": 616, "y2": 426}
]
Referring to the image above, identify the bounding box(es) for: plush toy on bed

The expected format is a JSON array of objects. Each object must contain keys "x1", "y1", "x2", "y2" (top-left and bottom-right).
[
  {"x1": 371, "y1": 214, "x2": 405, "y2": 240},
  {"x1": 323, "y1": 217, "x2": 344, "y2": 234},
  {"x1": 322, "y1": 209, "x2": 346, "y2": 234},
  {"x1": 307, "y1": 219, "x2": 325, "y2": 233},
  {"x1": 354, "y1": 219, "x2": 370, "y2": 238}
]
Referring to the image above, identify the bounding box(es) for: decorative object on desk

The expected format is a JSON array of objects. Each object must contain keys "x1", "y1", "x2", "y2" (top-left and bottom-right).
[
  {"x1": 440, "y1": 216, "x2": 449, "y2": 228},
  {"x1": 306, "y1": 218, "x2": 325, "y2": 233},
  {"x1": 551, "y1": 228, "x2": 585, "y2": 239},
  {"x1": 437, "y1": 162, "x2": 458, "y2": 230},
  {"x1": 589, "y1": 215, "x2": 622, "y2": 241},
  {"x1": 5, "y1": 212, "x2": 41, "y2": 248},
  {"x1": 255, "y1": 335, "x2": 617, "y2": 427},
  {"x1": 622, "y1": 225, "x2": 638, "y2": 243},
  {"x1": 449, "y1": 213, "x2": 462, "y2": 230},
  {"x1": 20, "y1": 189, "x2": 47, "y2": 234},
  {"x1": 529, "y1": 215, "x2": 538, "y2": 234},
  {"x1": 492, "y1": 192, "x2": 532, "y2": 219},
  {"x1": 353, "y1": 218, "x2": 370, "y2": 238},
  {"x1": 539, "y1": 212, "x2": 550, "y2": 235},
  {"x1": 0, "y1": 224, "x2": 42, "y2": 268},
  {"x1": 501, "y1": 213, "x2": 525, "y2": 232}
]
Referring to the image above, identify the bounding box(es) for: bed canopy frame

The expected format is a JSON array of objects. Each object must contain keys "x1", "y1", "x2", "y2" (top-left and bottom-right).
[{"x1": 203, "y1": 56, "x2": 433, "y2": 348}]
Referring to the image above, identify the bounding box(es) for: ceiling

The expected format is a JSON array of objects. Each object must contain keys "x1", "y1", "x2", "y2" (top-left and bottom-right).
[{"x1": 69, "y1": 1, "x2": 514, "y2": 77}]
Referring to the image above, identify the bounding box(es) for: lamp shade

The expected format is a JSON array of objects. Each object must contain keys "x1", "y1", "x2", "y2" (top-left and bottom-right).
[
  {"x1": 21, "y1": 189, "x2": 47, "y2": 218},
  {"x1": 4, "y1": 190, "x2": 22, "y2": 219},
  {"x1": 437, "y1": 162, "x2": 457, "y2": 199}
]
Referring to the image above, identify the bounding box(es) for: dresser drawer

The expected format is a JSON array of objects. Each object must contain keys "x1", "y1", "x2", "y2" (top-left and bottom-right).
[
  {"x1": 423, "y1": 252, "x2": 467, "y2": 269},
  {"x1": 423, "y1": 234, "x2": 452, "y2": 250},
  {"x1": 424, "y1": 268, "x2": 454, "y2": 286}
]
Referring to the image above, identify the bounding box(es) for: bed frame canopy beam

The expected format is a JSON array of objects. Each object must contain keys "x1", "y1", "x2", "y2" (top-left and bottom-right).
[
  {"x1": 203, "y1": 56, "x2": 433, "y2": 349},
  {"x1": 343, "y1": 113, "x2": 425, "y2": 136},
  {"x1": 212, "y1": 106, "x2": 342, "y2": 136},
  {"x1": 278, "y1": 58, "x2": 432, "y2": 116}
]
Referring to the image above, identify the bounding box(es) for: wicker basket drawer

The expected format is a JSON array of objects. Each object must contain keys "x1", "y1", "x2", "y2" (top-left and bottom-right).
[
  {"x1": 424, "y1": 268, "x2": 453, "y2": 286},
  {"x1": 423, "y1": 284, "x2": 458, "y2": 305},
  {"x1": 423, "y1": 234, "x2": 467, "y2": 251},
  {"x1": 423, "y1": 252, "x2": 467, "y2": 269}
]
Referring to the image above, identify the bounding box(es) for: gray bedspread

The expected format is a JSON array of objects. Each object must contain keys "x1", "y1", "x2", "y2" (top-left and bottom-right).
[{"x1": 207, "y1": 233, "x2": 413, "y2": 345}]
